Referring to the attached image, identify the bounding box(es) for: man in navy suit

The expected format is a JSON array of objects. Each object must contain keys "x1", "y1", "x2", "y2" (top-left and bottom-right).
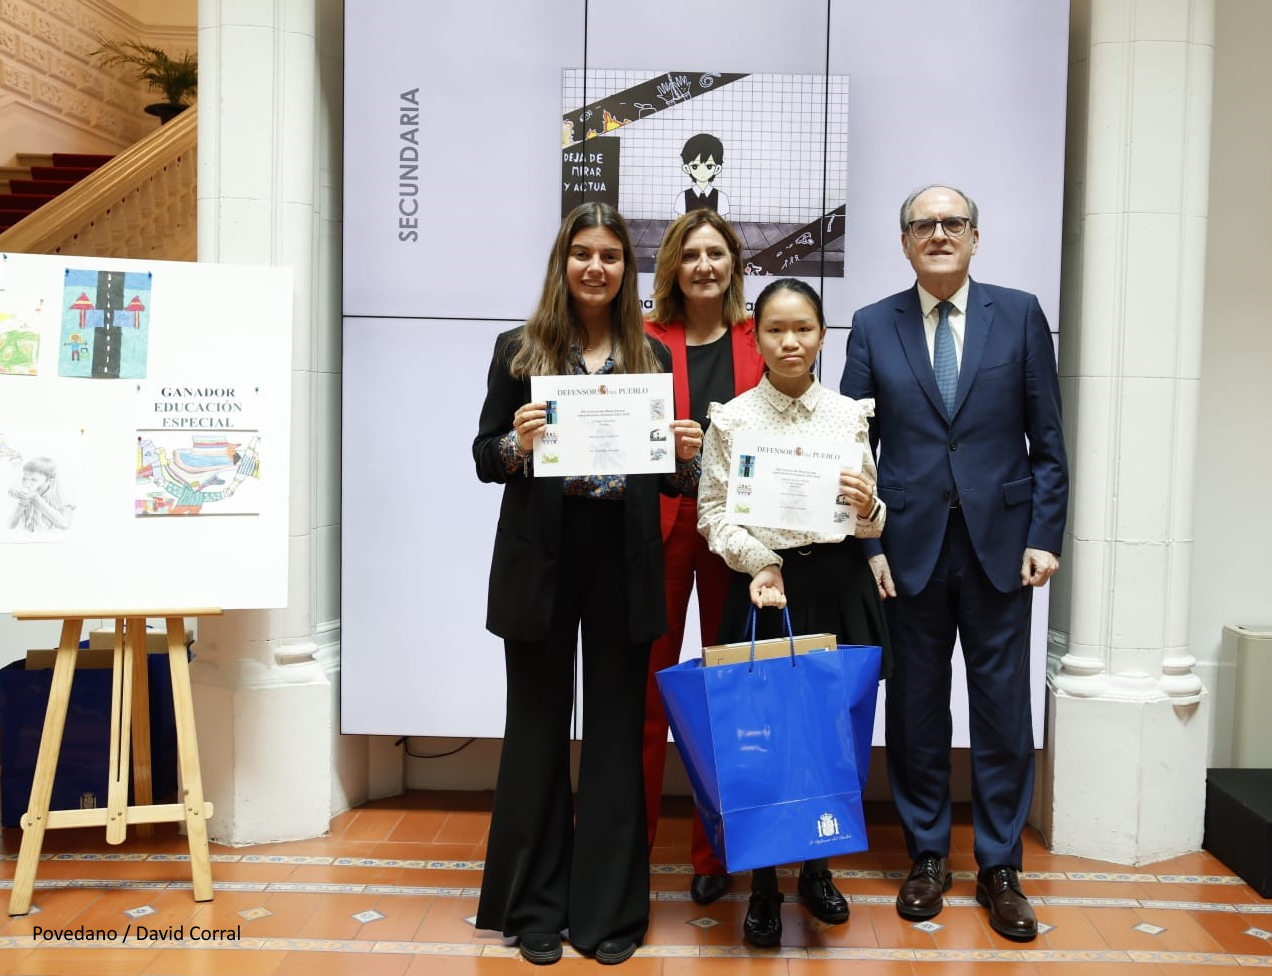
[{"x1": 840, "y1": 185, "x2": 1068, "y2": 941}]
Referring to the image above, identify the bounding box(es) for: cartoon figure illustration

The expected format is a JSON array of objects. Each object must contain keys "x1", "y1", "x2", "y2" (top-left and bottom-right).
[
  {"x1": 8, "y1": 456, "x2": 75, "y2": 532},
  {"x1": 673, "y1": 132, "x2": 729, "y2": 217},
  {"x1": 143, "y1": 434, "x2": 261, "y2": 515},
  {"x1": 65, "y1": 333, "x2": 85, "y2": 361}
]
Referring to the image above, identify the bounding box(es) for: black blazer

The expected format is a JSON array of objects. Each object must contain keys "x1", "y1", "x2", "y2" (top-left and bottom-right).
[{"x1": 473, "y1": 328, "x2": 675, "y2": 644}]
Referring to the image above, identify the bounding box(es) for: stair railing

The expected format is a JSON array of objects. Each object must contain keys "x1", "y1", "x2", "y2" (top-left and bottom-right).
[{"x1": 0, "y1": 106, "x2": 197, "y2": 259}]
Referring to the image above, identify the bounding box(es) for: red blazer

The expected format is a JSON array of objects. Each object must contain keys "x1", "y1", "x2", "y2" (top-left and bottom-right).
[{"x1": 644, "y1": 318, "x2": 766, "y2": 540}]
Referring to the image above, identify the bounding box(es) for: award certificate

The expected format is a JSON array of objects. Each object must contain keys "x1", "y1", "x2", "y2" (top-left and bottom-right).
[
  {"x1": 529, "y1": 373, "x2": 675, "y2": 477},
  {"x1": 725, "y1": 432, "x2": 864, "y2": 534}
]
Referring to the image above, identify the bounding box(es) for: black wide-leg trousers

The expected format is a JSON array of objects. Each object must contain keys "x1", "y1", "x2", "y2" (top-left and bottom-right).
[{"x1": 475, "y1": 497, "x2": 651, "y2": 952}]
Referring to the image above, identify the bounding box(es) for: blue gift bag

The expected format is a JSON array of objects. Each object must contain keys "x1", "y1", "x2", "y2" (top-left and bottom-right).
[{"x1": 656, "y1": 608, "x2": 882, "y2": 873}]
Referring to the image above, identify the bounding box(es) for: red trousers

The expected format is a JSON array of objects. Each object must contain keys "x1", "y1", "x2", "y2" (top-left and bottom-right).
[{"x1": 642, "y1": 495, "x2": 729, "y2": 875}]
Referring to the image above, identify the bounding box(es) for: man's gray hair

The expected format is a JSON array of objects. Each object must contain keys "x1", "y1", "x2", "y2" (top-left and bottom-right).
[{"x1": 900, "y1": 185, "x2": 979, "y2": 232}]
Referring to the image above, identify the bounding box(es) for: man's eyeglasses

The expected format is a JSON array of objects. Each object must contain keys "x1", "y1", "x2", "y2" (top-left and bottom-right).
[{"x1": 906, "y1": 216, "x2": 974, "y2": 240}]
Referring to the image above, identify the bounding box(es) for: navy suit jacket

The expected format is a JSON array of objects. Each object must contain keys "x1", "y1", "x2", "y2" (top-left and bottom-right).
[{"x1": 840, "y1": 280, "x2": 1068, "y2": 595}]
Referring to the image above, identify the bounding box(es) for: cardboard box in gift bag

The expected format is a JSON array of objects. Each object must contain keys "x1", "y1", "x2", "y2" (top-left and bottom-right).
[
  {"x1": 0, "y1": 649, "x2": 180, "y2": 828},
  {"x1": 702, "y1": 632, "x2": 836, "y2": 667}
]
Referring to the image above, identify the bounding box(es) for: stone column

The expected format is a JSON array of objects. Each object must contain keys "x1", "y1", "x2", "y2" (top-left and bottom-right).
[
  {"x1": 1041, "y1": 0, "x2": 1213, "y2": 864},
  {"x1": 189, "y1": 0, "x2": 398, "y2": 844}
]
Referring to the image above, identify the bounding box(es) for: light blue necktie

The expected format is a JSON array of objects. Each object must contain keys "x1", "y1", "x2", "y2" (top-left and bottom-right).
[{"x1": 933, "y1": 300, "x2": 957, "y2": 416}]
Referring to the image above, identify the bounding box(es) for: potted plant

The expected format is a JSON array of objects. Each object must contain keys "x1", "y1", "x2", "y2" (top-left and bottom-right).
[{"x1": 92, "y1": 38, "x2": 198, "y2": 124}]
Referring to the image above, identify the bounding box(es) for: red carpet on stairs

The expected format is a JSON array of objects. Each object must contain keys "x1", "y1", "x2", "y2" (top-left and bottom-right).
[{"x1": 0, "y1": 153, "x2": 114, "y2": 233}]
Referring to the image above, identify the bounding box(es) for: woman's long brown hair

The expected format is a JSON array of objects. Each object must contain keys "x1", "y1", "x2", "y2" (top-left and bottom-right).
[{"x1": 509, "y1": 203, "x2": 660, "y2": 377}]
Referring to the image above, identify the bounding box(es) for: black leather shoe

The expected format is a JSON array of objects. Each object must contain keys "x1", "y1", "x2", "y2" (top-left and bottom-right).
[
  {"x1": 690, "y1": 872, "x2": 729, "y2": 905},
  {"x1": 797, "y1": 867, "x2": 849, "y2": 924},
  {"x1": 896, "y1": 853, "x2": 952, "y2": 920},
  {"x1": 595, "y1": 937, "x2": 638, "y2": 965},
  {"x1": 518, "y1": 931, "x2": 563, "y2": 965},
  {"x1": 743, "y1": 889, "x2": 783, "y2": 947},
  {"x1": 976, "y1": 865, "x2": 1038, "y2": 941}
]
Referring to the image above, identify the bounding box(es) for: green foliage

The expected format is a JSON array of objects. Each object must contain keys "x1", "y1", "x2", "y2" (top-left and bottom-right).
[{"x1": 92, "y1": 38, "x2": 198, "y2": 106}]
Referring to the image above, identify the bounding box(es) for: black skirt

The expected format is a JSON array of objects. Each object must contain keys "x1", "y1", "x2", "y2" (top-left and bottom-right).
[{"x1": 717, "y1": 536, "x2": 892, "y2": 680}]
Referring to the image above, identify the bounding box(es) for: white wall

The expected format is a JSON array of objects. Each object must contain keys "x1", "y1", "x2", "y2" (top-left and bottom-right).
[{"x1": 1189, "y1": 0, "x2": 1272, "y2": 766}]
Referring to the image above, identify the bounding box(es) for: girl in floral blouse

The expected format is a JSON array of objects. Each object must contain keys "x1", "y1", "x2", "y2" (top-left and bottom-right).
[{"x1": 697, "y1": 277, "x2": 891, "y2": 948}]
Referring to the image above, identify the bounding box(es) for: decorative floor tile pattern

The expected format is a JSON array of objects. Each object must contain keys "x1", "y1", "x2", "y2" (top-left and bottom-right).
[{"x1": 0, "y1": 794, "x2": 1268, "y2": 973}]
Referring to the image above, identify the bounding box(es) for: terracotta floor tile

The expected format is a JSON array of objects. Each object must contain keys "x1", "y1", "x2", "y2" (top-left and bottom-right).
[
  {"x1": 910, "y1": 963, "x2": 1042, "y2": 976},
  {"x1": 384, "y1": 809, "x2": 450, "y2": 843},
  {"x1": 1128, "y1": 907, "x2": 1227, "y2": 953},
  {"x1": 293, "y1": 891, "x2": 380, "y2": 940},
  {"x1": 1018, "y1": 964, "x2": 1159, "y2": 976},
  {"x1": 253, "y1": 891, "x2": 325, "y2": 936},
  {"x1": 274, "y1": 949, "x2": 413, "y2": 976},
  {"x1": 0, "y1": 949, "x2": 39, "y2": 976},
  {"x1": 803, "y1": 958, "x2": 918, "y2": 975},
  {"x1": 1036, "y1": 904, "x2": 1107, "y2": 950},
  {"x1": 408, "y1": 895, "x2": 482, "y2": 944},
  {"x1": 861, "y1": 901, "x2": 941, "y2": 950},
  {"x1": 283, "y1": 862, "x2": 402, "y2": 886},
  {"x1": 10, "y1": 948, "x2": 164, "y2": 975},
  {"x1": 337, "y1": 808, "x2": 406, "y2": 843},
  {"x1": 142, "y1": 947, "x2": 289, "y2": 975},
  {"x1": 348, "y1": 893, "x2": 436, "y2": 942},
  {"x1": 402, "y1": 955, "x2": 543, "y2": 976},
  {"x1": 432, "y1": 810, "x2": 489, "y2": 846},
  {"x1": 1193, "y1": 906, "x2": 1272, "y2": 952},
  {"x1": 1150, "y1": 881, "x2": 1262, "y2": 903},
  {"x1": 663, "y1": 957, "x2": 791, "y2": 975},
  {"x1": 326, "y1": 809, "x2": 358, "y2": 836},
  {"x1": 927, "y1": 905, "x2": 997, "y2": 949},
  {"x1": 378, "y1": 841, "x2": 483, "y2": 862},
  {"x1": 0, "y1": 888, "x2": 105, "y2": 933}
]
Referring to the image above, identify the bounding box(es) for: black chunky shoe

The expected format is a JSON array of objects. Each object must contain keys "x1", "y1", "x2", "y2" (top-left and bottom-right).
[
  {"x1": 742, "y1": 889, "x2": 783, "y2": 947},
  {"x1": 798, "y1": 867, "x2": 849, "y2": 924}
]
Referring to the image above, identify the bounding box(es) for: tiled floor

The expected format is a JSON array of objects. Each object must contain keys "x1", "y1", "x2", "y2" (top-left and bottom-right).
[{"x1": 0, "y1": 792, "x2": 1267, "y2": 974}]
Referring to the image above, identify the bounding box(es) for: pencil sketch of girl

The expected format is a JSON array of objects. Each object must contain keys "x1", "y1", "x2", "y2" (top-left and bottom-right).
[{"x1": 8, "y1": 456, "x2": 75, "y2": 532}]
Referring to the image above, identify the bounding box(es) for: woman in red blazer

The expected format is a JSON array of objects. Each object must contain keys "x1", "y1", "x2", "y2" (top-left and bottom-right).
[{"x1": 642, "y1": 210, "x2": 766, "y2": 903}]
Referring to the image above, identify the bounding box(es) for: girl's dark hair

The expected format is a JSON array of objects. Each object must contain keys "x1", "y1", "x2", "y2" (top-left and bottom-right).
[{"x1": 753, "y1": 277, "x2": 827, "y2": 329}]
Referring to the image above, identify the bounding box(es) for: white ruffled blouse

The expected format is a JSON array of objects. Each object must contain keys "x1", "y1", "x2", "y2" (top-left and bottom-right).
[{"x1": 697, "y1": 375, "x2": 885, "y2": 578}]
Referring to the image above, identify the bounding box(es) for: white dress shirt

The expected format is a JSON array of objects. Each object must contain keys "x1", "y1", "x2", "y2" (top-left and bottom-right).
[{"x1": 917, "y1": 277, "x2": 971, "y2": 369}]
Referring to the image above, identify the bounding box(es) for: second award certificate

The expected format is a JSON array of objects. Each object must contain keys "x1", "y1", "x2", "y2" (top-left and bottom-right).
[
  {"x1": 725, "y1": 432, "x2": 864, "y2": 534},
  {"x1": 529, "y1": 373, "x2": 675, "y2": 477}
]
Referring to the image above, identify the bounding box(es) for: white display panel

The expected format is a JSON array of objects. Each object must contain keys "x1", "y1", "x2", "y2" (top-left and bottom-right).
[
  {"x1": 340, "y1": 317, "x2": 507, "y2": 736},
  {"x1": 342, "y1": 0, "x2": 1070, "y2": 739},
  {"x1": 0, "y1": 253, "x2": 292, "y2": 612}
]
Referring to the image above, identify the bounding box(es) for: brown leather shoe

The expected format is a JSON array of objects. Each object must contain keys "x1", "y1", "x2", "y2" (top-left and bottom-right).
[
  {"x1": 975, "y1": 865, "x2": 1038, "y2": 941},
  {"x1": 896, "y1": 853, "x2": 952, "y2": 920}
]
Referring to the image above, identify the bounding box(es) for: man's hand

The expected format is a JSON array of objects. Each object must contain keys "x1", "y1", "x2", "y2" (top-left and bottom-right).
[
  {"x1": 1021, "y1": 548, "x2": 1059, "y2": 587},
  {"x1": 869, "y1": 553, "x2": 896, "y2": 599}
]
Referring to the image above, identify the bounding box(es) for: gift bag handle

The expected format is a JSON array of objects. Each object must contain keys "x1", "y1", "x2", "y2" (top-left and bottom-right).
[{"x1": 746, "y1": 605, "x2": 798, "y2": 671}]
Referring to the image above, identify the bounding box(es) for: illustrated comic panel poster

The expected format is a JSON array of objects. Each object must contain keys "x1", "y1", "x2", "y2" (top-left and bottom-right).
[{"x1": 562, "y1": 69, "x2": 849, "y2": 277}]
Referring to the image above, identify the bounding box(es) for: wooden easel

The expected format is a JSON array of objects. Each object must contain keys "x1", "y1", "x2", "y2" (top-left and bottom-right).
[{"x1": 7, "y1": 608, "x2": 220, "y2": 916}]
